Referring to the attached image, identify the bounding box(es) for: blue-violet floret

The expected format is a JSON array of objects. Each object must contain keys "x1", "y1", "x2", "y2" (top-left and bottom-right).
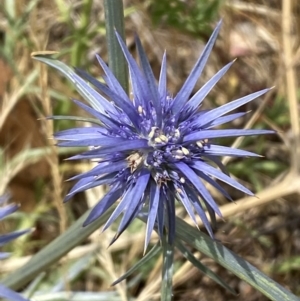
[
  {"x1": 54, "y1": 21, "x2": 273, "y2": 250},
  {"x1": 0, "y1": 194, "x2": 30, "y2": 301}
]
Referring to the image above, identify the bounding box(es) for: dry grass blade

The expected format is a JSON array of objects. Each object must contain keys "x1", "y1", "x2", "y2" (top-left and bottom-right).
[
  {"x1": 221, "y1": 89, "x2": 275, "y2": 166},
  {"x1": 0, "y1": 232, "x2": 146, "y2": 274},
  {"x1": 0, "y1": 71, "x2": 38, "y2": 130},
  {"x1": 282, "y1": 0, "x2": 300, "y2": 175},
  {"x1": 96, "y1": 234, "x2": 128, "y2": 301}
]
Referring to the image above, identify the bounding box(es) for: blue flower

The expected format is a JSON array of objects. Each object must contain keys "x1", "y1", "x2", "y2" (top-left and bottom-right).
[
  {"x1": 0, "y1": 195, "x2": 30, "y2": 301},
  {"x1": 55, "y1": 21, "x2": 273, "y2": 250}
]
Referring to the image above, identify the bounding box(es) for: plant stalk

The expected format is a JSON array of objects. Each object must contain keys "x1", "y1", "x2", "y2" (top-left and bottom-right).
[
  {"x1": 161, "y1": 235, "x2": 174, "y2": 301},
  {"x1": 104, "y1": 0, "x2": 129, "y2": 94}
]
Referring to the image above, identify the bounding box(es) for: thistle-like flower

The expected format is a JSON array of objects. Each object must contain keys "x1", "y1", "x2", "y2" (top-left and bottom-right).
[
  {"x1": 54, "y1": 21, "x2": 273, "y2": 250},
  {"x1": 0, "y1": 195, "x2": 30, "y2": 301}
]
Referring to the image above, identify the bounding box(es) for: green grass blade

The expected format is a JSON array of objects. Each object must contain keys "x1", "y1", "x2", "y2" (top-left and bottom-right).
[
  {"x1": 161, "y1": 236, "x2": 174, "y2": 301},
  {"x1": 48, "y1": 115, "x2": 102, "y2": 126},
  {"x1": 111, "y1": 243, "x2": 161, "y2": 286},
  {"x1": 104, "y1": 0, "x2": 129, "y2": 94},
  {"x1": 50, "y1": 252, "x2": 95, "y2": 292},
  {"x1": 175, "y1": 240, "x2": 237, "y2": 295},
  {"x1": 175, "y1": 217, "x2": 300, "y2": 301},
  {"x1": 2, "y1": 207, "x2": 115, "y2": 290},
  {"x1": 32, "y1": 55, "x2": 104, "y2": 113},
  {"x1": 31, "y1": 291, "x2": 133, "y2": 301}
]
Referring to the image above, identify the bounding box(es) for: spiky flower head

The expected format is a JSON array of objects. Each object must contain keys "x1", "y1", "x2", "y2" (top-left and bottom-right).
[
  {"x1": 54, "y1": 21, "x2": 273, "y2": 250},
  {"x1": 0, "y1": 195, "x2": 30, "y2": 301}
]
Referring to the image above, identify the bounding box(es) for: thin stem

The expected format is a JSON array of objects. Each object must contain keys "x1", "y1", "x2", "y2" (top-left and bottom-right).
[
  {"x1": 282, "y1": 0, "x2": 300, "y2": 175},
  {"x1": 104, "y1": 0, "x2": 129, "y2": 94},
  {"x1": 161, "y1": 235, "x2": 174, "y2": 301}
]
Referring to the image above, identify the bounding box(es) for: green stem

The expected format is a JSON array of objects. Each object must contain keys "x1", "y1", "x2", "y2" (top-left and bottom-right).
[
  {"x1": 104, "y1": 0, "x2": 129, "y2": 94},
  {"x1": 71, "y1": 0, "x2": 93, "y2": 67},
  {"x1": 161, "y1": 235, "x2": 174, "y2": 301}
]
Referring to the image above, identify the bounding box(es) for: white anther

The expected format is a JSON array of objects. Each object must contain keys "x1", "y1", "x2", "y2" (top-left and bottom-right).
[
  {"x1": 174, "y1": 155, "x2": 184, "y2": 160},
  {"x1": 196, "y1": 141, "x2": 203, "y2": 148},
  {"x1": 154, "y1": 137, "x2": 163, "y2": 144},
  {"x1": 181, "y1": 147, "x2": 189, "y2": 155},
  {"x1": 138, "y1": 105, "x2": 143, "y2": 114},
  {"x1": 173, "y1": 149, "x2": 183, "y2": 156},
  {"x1": 180, "y1": 177, "x2": 185, "y2": 184},
  {"x1": 176, "y1": 188, "x2": 183, "y2": 194},
  {"x1": 196, "y1": 139, "x2": 209, "y2": 148},
  {"x1": 174, "y1": 129, "x2": 180, "y2": 138},
  {"x1": 159, "y1": 135, "x2": 169, "y2": 143},
  {"x1": 148, "y1": 127, "x2": 157, "y2": 139}
]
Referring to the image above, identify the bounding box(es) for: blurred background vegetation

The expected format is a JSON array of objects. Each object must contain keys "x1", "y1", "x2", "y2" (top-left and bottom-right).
[{"x1": 0, "y1": 0, "x2": 300, "y2": 300}]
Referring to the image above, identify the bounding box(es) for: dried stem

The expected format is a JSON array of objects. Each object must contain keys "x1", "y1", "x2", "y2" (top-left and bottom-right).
[
  {"x1": 282, "y1": 0, "x2": 300, "y2": 175},
  {"x1": 38, "y1": 57, "x2": 67, "y2": 235}
]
